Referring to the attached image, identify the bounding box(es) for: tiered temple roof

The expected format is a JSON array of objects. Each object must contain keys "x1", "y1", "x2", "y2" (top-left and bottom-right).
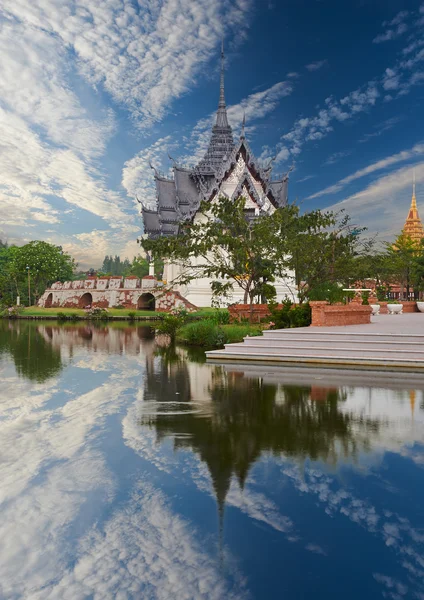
[
  {"x1": 403, "y1": 176, "x2": 424, "y2": 246},
  {"x1": 141, "y1": 46, "x2": 289, "y2": 239}
]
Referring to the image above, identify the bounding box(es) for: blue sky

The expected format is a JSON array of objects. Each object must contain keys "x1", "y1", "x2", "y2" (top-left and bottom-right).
[{"x1": 0, "y1": 0, "x2": 423, "y2": 268}]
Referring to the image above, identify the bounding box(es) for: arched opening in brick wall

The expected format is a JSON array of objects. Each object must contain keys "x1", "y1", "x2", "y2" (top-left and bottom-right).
[
  {"x1": 79, "y1": 292, "x2": 93, "y2": 308},
  {"x1": 137, "y1": 293, "x2": 156, "y2": 311},
  {"x1": 45, "y1": 293, "x2": 53, "y2": 308}
]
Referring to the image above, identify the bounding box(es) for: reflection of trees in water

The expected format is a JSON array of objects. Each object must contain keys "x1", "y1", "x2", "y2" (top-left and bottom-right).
[
  {"x1": 141, "y1": 348, "x2": 381, "y2": 516},
  {"x1": 0, "y1": 321, "x2": 157, "y2": 382},
  {"x1": 0, "y1": 320, "x2": 63, "y2": 382}
]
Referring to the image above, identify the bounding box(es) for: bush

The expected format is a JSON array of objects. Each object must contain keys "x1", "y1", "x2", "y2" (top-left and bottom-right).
[
  {"x1": 155, "y1": 309, "x2": 189, "y2": 342},
  {"x1": 177, "y1": 320, "x2": 225, "y2": 347},
  {"x1": 308, "y1": 282, "x2": 345, "y2": 304},
  {"x1": 128, "y1": 311, "x2": 136, "y2": 321},
  {"x1": 1, "y1": 306, "x2": 23, "y2": 319},
  {"x1": 177, "y1": 321, "x2": 262, "y2": 348},
  {"x1": 57, "y1": 312, "x2": 67, "y2": 321},
  {"x1": 85, "y1": 306, "x2": 109, "y2": 321},
  {"x1": 269, "y1": 301, "x2": 311, "y2": 329}
]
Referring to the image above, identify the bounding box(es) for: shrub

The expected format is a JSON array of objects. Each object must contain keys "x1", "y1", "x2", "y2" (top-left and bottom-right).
[
  {"x1": 155, "y1": 308, "x2": 189, "y2": 342},
  {"x1": 128, "y1": 311, "x2": 136, "y2": 321},
  {"x1": 1, "y1": 306, "x2": 23, "y2": 319},
  {"x1": 177, "y1": 321, "x2": 262, "y2": 348},
  {"x1": 177, "y1": 320, "x2": 225, "y2": 348},
  {"x1": 57, "y1": 312, "x2": 67, "y2": 321},
  {"x1": 85, "y1": 306, "x2": 109, "y2": 321},
  {"x1": 308, "y1": 282, "x2": 345, "y2": 304},
  {"x1": 269, "y1": 301, "x2": 311, "y2": 329}
]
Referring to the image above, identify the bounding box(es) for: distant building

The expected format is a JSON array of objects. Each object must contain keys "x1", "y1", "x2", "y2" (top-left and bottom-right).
[
  {"x1": 402, "y1": 175, "x2": 424, "y2": 246},
  {"x1": 140, "y1": 46, "x2": 295, "y2": 307}
]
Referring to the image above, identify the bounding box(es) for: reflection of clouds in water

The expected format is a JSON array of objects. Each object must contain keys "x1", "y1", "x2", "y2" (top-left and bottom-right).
[
  {"x1": 123, "y1": 407, "x2": 294, "y2": 535},
  {"x1": 29, "y1": 482, "x2": 247, "y2": 600},
  {"x1": 0, "y1": 450, "x2": 112, "y2": 600},
  {"x1": 0, "y1": 355, "x2": 246, "y2": 599},
  {"x1": 279, "y1": 462, "x2": 424, "y2": 598}
]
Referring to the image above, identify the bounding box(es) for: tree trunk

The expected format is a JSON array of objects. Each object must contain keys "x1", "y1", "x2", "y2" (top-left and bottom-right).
[
  {"x1": 406, "y1": 268, "x2": 410, "y2": 301},
  {"x1": 243, "y1": 288, "x2": 248, "y2": 304},
  {"x1": 249, "y1": 293, "x2": 254, "y2": 324}
]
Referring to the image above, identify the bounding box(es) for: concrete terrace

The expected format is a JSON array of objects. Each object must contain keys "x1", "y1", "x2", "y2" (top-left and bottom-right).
[{"x1": 206, "y1": 314, "x2": 424, "y2": 371}]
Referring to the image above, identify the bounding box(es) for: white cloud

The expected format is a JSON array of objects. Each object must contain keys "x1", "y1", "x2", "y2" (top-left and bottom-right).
[
  {"x1": 307, "y1": 143, "x2": 424, "y2": 199},
  {"x1": 122, "y1": 136, "x2": 174, "y2": 208},
  {"x1": 2, "y1": 0, "x2": 253, "y2": 130},
  {"x1": 305, "y1": 60, "x2": 327, "y2": 72},
  {"x1": 295, "y1": 175, "x2": 315, "y2": 183},
  {"x1": 123, "y1": 79, "x2": 295, "y2": 207},
  {"x1": 0, "y1": 0, "x2": 255, "y2": 266},
  {"x1": 373, "y1": 11, "x2": 409, "y2": 44},
  {"x1": 323, "y1": 150, "x2": 352, "y2": 166},
  {"x1": 270, "y1": 24, "x2": 424, "y2": 164}
]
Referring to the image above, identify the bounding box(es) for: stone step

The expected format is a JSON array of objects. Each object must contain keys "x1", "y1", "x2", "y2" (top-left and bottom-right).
[
  {"x1": 222, "y1": 343, "x2": 424, "y2": 359},
  {"x1": 262, "y1": 330, "x2": 424, "y2": 342},
  {"x1": 243, "y1": 336, "x2": 424, "y2": 348},
  {"x1": 206, "y1": 350, "x2": 424, "y2": 368}
]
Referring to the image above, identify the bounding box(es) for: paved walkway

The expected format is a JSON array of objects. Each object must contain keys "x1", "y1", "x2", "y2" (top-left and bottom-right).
[
  {"x1": 305, "y1": 313, "x2": 424, "y2": 335},
  {"x1": 206, "y1": 314, "x2": 424, "y2": 371}
]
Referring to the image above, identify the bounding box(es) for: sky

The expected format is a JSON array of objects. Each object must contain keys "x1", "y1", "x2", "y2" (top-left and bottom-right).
[{"x1": 0, "y1": 0, "x2": 423, "y2": 269}]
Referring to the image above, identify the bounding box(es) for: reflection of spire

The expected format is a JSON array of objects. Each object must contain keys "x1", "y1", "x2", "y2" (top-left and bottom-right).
[
  {"x1": 409, "y1": 390, "x2": 416, "y2": 420},
  {"x1": 213, "y1": 469, "x2": 231, "y2": 567}
]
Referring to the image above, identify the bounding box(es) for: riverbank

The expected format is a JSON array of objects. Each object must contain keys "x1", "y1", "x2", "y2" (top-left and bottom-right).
[{"x1": 3, "y1": 307, "x2": 162, "y2": 320}]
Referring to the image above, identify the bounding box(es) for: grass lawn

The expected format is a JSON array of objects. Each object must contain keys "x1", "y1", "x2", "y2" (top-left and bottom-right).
[{"x1": 19, "y1": 307, "x2": 160, "y2": 318}]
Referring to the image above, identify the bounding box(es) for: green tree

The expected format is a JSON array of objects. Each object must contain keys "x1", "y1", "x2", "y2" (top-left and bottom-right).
[
  {"x1": 10, "y1": 241, "x2": 75, "y2": 304},
  {"x1": 387, "y1": 232, "x2": 420, "y2": 299},
  {"x1": 141, "y1": 196, "x2": 296, "y2": 316}
]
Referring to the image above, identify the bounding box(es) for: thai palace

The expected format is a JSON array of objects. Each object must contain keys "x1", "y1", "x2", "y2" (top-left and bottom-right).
[{"x1": 141, "y1": 47, "x2": 295, "y2": 307}]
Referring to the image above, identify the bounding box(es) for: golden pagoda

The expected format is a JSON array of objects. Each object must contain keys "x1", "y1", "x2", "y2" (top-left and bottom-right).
[{"x1": 403, "y1": 173, "x2": 424, "y2": 246}]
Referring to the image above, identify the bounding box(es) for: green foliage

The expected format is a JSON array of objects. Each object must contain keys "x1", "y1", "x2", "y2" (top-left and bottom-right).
[
  {"x1": 128, "y1": 311, "x2": 136, "y2": 321},
  {"x1": 376, "y1": 285, "x2": 389, "y2": 301},
  {"x1": 307, "y1": 282, "x2": 345, "y2": 304},
  {"x1": 85, "y1": 307, "x2": 109, "y2": 321},
  {"x1": 100, "y1": 254, "x2": 165, "y2": 280},
  {"x1": 141, "y1": 196, "x2": 299, "y2": 311},
  {"x1": 269, "y1": 300, "x2": 311, "y2": 329},
  {"x1": 56, "y1": 312, "x2": 80, "y2": 322},
  {"x1": 155, "y1": 309, "x2": 189, "y2": 342},
  {"x1": 2, "y1": 240, "x2": 75, "y2": 305},
  {"x1": 361, "y1": 292, "x2": 369, "y2": 305},
  {"x1": 177, "y1": 321, "x2": 262, "y2": 348},
  {"x1": 1, "y1": 305, "x2": 23, "y2": 319},
  {"x1": 177, "y1": 320, "x2": 225, "y2": 348}
]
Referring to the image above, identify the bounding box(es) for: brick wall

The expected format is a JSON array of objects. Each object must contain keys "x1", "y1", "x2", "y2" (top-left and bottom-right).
[{"x1": 310, "y1": 301, "x2": 372, "y2": 327}]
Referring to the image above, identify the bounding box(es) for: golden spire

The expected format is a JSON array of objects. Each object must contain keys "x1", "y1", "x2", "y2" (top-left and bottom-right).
[{"x1": 403, "y1": 172, "x2": 424, "y2": 246}]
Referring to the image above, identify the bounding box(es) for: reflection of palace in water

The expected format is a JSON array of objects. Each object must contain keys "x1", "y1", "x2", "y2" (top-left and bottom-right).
[
  {"x1": 3, "y1": 321, "x2": 423, "y2": 521},
  {"x1": 139, "y1": 346, "x2": 424, "y2": 525}
]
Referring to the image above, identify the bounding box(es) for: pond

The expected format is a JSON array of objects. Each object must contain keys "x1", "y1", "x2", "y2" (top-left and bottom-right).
[{"x1": 0, "y1": 320, "x2": 423, "y2": 599}]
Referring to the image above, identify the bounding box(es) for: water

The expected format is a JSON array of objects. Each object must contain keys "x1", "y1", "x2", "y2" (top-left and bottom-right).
[{"x1": 0, "y1": 320, "x2": 423, "y2": 600}]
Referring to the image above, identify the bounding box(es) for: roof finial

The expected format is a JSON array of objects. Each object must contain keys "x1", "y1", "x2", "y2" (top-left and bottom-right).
[
  {"x1": 219, "y1": 38, "x2": 226, "y2": 110},
  {"x1": 241, "y1": 112, "x2": 246, "y2": 139},
  {"x1": 413, "y1": 168, "x2": 416, "y2": 198},
  {"x1": 214, "y1": 39, "x2": 230, "y2": 129}
]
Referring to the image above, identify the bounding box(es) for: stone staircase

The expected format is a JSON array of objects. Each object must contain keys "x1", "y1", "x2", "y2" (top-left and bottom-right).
[{"x1": 206, "y1": 327, "x2": 424, "y2": 370}]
